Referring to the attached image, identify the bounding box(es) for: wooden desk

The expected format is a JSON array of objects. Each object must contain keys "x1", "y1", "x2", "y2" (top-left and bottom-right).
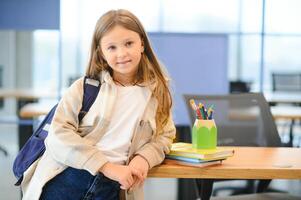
[
  {"x1": 0, "y1": 88, "x2": 57, "y2": 100},
  {"x1": 149, "y1": 147, "x2": 301, "y2": 179},
  {"x1": 148, "y1": 147, "x2": 301, "y2": 200},
  {"x1": 265, "y1": 92, "x2": 301, "y2": 105},
  {"x1": 19, "y1": 102, "x2": 54, "y2": 118},
  {"x1": 20, "y1": 98, "x2": 301, "y2": 120},
  {"x1": 19, "y1": 102, "x2": 301, "y2": 148},
  {"x1": 271, "y1": 106, "x2": 301, "y2": 120}
]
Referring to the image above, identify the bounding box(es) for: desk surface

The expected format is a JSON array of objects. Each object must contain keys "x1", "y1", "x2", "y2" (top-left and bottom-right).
[
  {"x1": 229, "y1": 106, "x2": 301, "y2": 121},
  {"x1": 271, "y1": 106, "x2": 301, "y2": 120},
  {"x1": 19, "y1": 102, "x2": 54, "y2": 118},
  {"x1": 19, "y1": 92, "x2": 301, "y2": 120},
  {"x1": 0, "y1": 89, "x2": 57, "y2": 99},
  {"x1": 148, "y1": 147, "x2": 301, "y2": 179},
  {"x1": 265, "y1": 92, "x2": 301, "y2": 104}
]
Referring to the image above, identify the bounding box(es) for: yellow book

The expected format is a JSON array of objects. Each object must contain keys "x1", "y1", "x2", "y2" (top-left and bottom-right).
[{"x1": 168, "y1": 142, "x2": 234, "y2": 160}]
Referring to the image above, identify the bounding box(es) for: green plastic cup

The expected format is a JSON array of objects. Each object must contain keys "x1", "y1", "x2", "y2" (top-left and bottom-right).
[{"x1": 192, "y1": 119, "x2": 217, "y2": 149}]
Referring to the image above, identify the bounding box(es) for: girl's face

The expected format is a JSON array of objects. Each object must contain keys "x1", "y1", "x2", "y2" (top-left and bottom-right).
[{"x1": 100, "y1": 25, "x2": 144, "y2": 80}]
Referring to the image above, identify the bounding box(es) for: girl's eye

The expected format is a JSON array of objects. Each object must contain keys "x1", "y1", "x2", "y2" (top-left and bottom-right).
[
  {"x1": 108, "y1": 45, "x2": 116, "y2": 51},
  {"x1": 125, "y1": 41, "x2": 133, "y2": 47}
]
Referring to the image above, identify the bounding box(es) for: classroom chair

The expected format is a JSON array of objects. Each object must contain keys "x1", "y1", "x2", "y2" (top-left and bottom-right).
[
  {"x1": 183, "y1": 93, "x2": 283, "y2": 199},
  {"x1": 272, "y1": 73, "x2": 301, "y2": 92},
  {"x1": 229, "y1": 80, "x2": 250, "y2": 93},
  {"x1": 271, "y1": 72, "x2": 301, "y2": 147}
]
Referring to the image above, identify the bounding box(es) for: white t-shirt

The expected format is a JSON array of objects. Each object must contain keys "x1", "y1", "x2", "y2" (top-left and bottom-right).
[{"x1": 96, "y1": 85, "x2": 147, "y2": 164}]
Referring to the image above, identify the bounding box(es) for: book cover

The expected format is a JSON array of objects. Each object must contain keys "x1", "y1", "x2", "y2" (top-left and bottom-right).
[
  {"x1": 163, "y1": 158, "x2": 222, "y2": 168},
  {"x1": 166, "y1": 154, "x2": 226, "y2": 163},
  {"x1": 168, "y1": 142, "x2": 234, "y2": 160}
]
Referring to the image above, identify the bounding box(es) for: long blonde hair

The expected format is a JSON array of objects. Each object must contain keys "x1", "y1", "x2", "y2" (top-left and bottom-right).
[{"x1": 86, "y1": 9, "x2": 172, "y2": 134}]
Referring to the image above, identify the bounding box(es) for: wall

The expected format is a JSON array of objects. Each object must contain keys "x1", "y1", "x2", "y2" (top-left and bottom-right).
[
  {"x1": 0, "y1": 0, "x2": 60, "y2": 30},
  {"x1": 149, "y1": 33, "x2": 229, "y2": 125}
]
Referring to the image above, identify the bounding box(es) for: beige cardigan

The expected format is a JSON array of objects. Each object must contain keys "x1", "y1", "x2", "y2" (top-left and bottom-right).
[{"x1": 21, "y1": 71, "x2": 176, "y2": 200}]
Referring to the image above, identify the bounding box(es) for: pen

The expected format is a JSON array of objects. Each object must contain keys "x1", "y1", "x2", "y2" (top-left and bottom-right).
[
  {"x1": 208, "y1": 108, "x2": 214, "y2": 119},
  {"x1": 199, "y1": 102, "x2": 207, "y2": 119},
  {"x1": 190, "y1": 99, "x2": 203, "y2": 119},
  {"x1": 206, "y1": 104, "x2": 214, "y2": 119},
  {"x1": 198, "y1": 103, "x2": 204, "y2": 119}
]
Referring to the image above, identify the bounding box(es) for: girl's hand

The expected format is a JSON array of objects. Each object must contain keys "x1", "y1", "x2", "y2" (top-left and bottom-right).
[
  {"x1": 128, "y1": 155, "x2": 149, "y2": 189},
  {"x1": 100, "y1": 162, "x2": 141, "y2": 190}
]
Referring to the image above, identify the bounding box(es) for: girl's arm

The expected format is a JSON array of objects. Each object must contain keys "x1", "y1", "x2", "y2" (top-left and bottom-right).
[
  {"x1": 45, "y1": 78, "x2": 108, "y2": 176},
  {"x1": 134, "y1": 113, "x2": 176, "y2": 169},
  {"x1": 100, "y1": 162, "x2": 143, "y2": 190}
]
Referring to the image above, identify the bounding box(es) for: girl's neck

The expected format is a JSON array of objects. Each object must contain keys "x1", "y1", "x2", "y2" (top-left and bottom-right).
[{"x1": 112, "y1": 74, "x2": 137, "y2": 87}]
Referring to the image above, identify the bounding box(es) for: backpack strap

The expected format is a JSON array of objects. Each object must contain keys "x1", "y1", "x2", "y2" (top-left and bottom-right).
[{"x1": 78, "y1": 76, "x2": 101, "y2": 122}]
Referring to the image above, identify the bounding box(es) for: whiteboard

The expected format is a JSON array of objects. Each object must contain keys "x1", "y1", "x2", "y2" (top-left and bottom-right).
[{"x1": 149, "y1": 33, "x2": 228, "y2": 125}]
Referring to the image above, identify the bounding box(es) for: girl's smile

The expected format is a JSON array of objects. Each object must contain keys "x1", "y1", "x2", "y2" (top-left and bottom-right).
[{"x1": 117, "y1": 59, "x2": 131, "y2": 65}]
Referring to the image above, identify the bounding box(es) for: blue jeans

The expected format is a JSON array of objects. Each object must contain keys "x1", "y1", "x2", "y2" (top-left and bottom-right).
[{"x1": 40, "y1": 167, "x2": 120, "y2": 200}]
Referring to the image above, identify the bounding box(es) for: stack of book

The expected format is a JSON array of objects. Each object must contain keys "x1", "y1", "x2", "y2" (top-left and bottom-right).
[{"x1": 164, "y1": 142, "x2": 234, "y2": 167}]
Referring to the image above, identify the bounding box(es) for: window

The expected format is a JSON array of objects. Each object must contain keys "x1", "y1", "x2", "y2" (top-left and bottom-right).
[
  {"x1": 32, "y1": 0, "x2": 301, "y2": 93},
  {"x1": 33, "y1": 30, "x2": 59, "y2": 91},
  {"x1": 266, "y1": 0, "x2": 301, "y2": 33}
]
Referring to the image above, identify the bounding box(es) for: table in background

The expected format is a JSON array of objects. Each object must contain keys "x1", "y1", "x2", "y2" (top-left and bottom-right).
[
  {"x1": 271, "y1": 106, "x2": 301, "y2": 147},
  {"x1": 264, "y1": 92, "x2": 301, "y2": 105},
  {"x1": 0, "y1": 89, "x2": 56, "y2": 148},
  {"x1": 264, "y1": 92, "x2": 301, "y2": 147},
  {"x1": 19, "y1": 102, "x2": 53, "y2": 118},
  {"x1": 148, "y1": 147, "x2": 301, "y2": 200},
  {"x1": 271, "y1": 106, "x2": 301, "y2": 121},
  {"x1": 0, "y1": 89, "x2": 56, "y2": 100},
  {"x1": 19, "y1": 101, "x2": 301, "y2": 148}
]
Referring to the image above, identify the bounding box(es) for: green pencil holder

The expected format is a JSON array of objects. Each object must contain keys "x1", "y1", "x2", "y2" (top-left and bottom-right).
[{"x1": 192, "y1": 119, "x2": 217, "y2": 149}]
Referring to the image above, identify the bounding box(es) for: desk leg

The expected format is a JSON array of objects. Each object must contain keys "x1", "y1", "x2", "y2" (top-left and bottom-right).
[
  {"x1": 18, "y1": 123, "x2": 33, "y2": 149},
  {"x1": 257, "y1": 179, "x2": 272, "y2": 193},
  {"x1": 178, "y1": 179, "x2": 200, "y2": 200},
  {"x1": 288, "y1": 119, "x2": 295, "y2": 147},
  {"x1": 196, "y1": 179, "x2": 214, "y2": 200},
  {"x1": 17, "y1": 99, "x2": 36, "y2": 149}
]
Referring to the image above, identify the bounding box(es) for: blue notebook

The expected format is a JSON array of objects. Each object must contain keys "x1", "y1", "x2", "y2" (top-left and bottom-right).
[{"x1": 166, "y1": 154, "x2": 224, "y2": 163}]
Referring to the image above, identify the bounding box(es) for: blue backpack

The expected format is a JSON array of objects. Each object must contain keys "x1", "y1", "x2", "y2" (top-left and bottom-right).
[{"x1": 13, "y1": 77, "x2": 101, "y2": 186}]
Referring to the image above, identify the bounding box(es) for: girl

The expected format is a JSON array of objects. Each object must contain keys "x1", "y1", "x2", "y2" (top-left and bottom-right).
[{"x1": 21, "y1": 9, "x2": 176, "y2": 200}]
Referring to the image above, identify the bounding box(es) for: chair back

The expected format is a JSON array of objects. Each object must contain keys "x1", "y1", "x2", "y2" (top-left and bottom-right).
[
  {"x1": 183, "y1": 93, "x2": 281, "y2": 147},
  {"x1": 272, "y1": 73, "x2": 301, "y2": 92},
  {"x1": 229, "y1": 81, "x2": 250, "y2": 93}
]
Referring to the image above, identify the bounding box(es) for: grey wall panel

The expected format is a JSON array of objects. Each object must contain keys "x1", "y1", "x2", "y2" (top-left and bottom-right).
[{"x1": 0, "y1": 0, "x2": 60, "y2": 30}]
